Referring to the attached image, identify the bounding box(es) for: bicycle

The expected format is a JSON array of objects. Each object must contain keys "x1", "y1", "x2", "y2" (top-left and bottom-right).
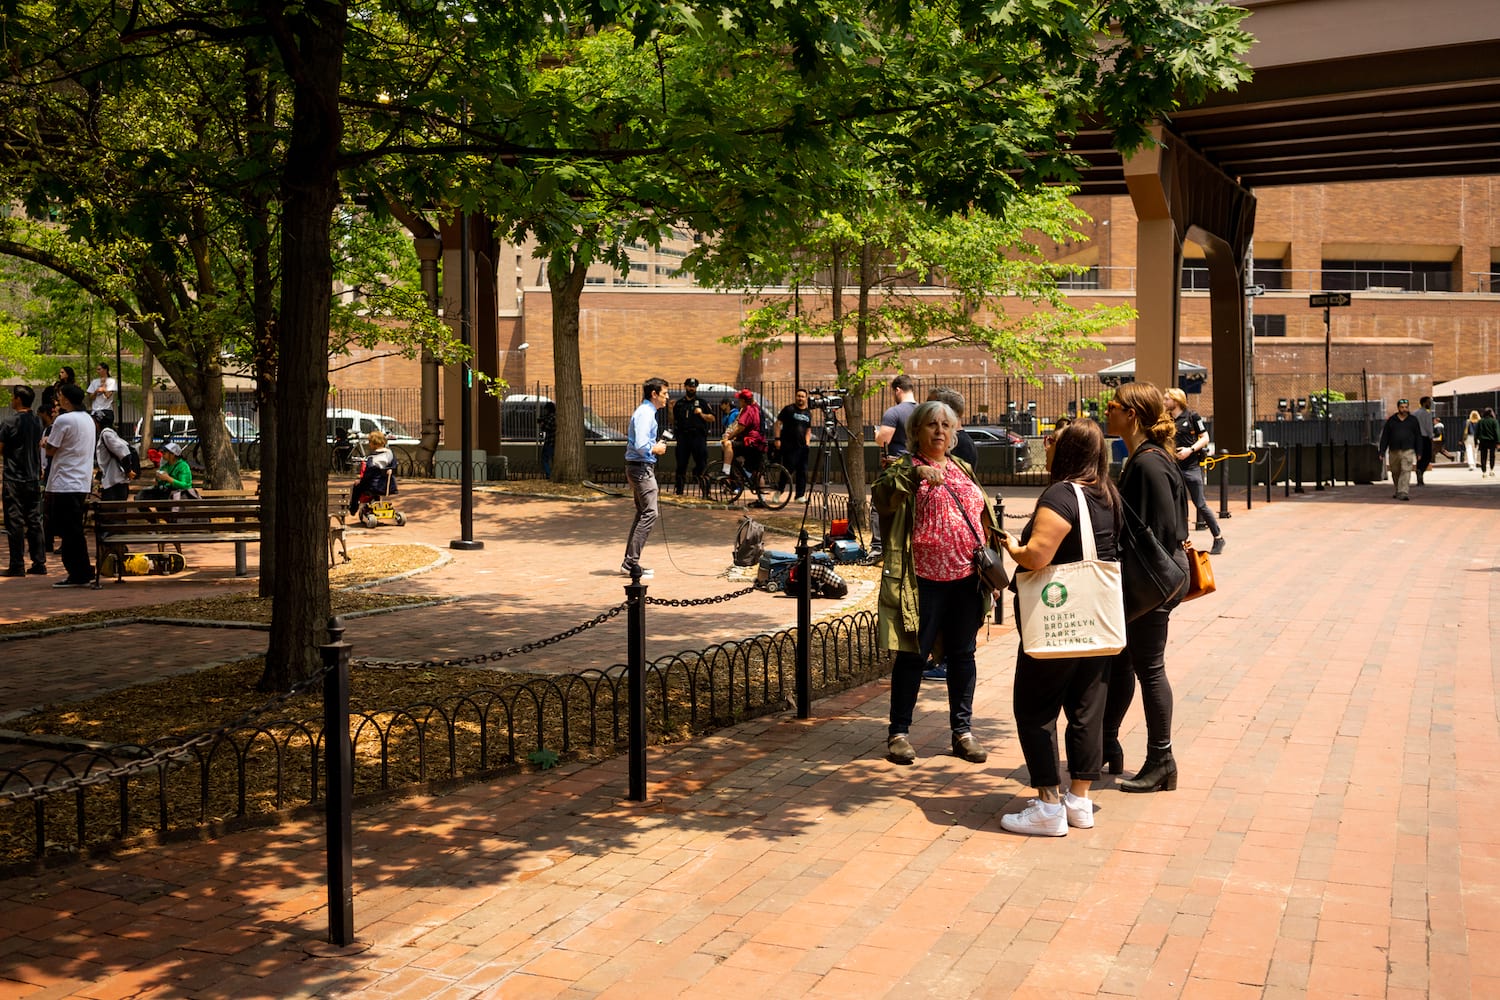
[{"x1": 710, "y1": 453, "x2": 794, "y2": 510}]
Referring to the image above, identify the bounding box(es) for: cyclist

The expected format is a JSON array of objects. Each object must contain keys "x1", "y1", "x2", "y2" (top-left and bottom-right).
[{"x1": 720, "y1": 388, "x2": 769, "y2": 503}]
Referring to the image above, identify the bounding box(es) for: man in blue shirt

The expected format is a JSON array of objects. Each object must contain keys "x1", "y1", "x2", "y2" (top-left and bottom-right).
[{"x1": 623, "y1": 378, "x2": 670, "y2": 579}]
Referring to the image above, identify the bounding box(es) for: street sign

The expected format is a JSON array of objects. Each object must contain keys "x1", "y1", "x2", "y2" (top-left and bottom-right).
[{"x1": 1309, "y1": 292, "x2": 1352, "y2": 308}]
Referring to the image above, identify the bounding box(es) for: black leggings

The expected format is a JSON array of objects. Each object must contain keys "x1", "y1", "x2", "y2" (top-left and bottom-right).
[
  {"x1": 1103, "y1": 607, "x2": 1174, "y2": 756},
  {"x1": 1481, "y1": 441, "x2": 1497, "y2": 473}
]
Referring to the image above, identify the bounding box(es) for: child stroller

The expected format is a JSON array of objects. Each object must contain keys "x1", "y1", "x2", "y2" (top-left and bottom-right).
[{"x1": 349, "y1": 459, "x2": 404, "y2": 528}]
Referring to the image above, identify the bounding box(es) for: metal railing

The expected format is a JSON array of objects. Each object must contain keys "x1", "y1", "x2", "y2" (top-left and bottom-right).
[{"x1": 0, "y1": 598, "x2": 880, "y2": 871}]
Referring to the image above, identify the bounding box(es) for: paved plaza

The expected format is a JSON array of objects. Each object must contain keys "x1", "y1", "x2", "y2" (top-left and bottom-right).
[{"x1": 0, "y1": 465, "x2": 1497, "y2": 998}]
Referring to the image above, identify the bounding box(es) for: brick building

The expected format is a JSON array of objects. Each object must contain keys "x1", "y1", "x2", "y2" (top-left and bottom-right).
[{"x1": 333, "y1": 175, "x2": 1500, "y2": 442}]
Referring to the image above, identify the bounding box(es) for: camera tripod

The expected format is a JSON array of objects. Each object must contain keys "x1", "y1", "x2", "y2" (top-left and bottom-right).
[{"x1": 800, "y1": 394, "x2": 869, "y2": 555}]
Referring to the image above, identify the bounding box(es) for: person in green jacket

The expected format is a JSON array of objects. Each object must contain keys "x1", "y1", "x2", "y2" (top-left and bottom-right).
[
  {"x1": 872, "y1": 399, "x2": 1000, "y2": 767},
  {"x1": 151, "y1": 441, "x2": 193, "y2": 496}
]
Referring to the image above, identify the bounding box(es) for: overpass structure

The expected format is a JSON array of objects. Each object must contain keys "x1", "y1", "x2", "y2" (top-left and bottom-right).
[{"x1": 1073, "y1": 0, "x2": 1500, "y2": 452}]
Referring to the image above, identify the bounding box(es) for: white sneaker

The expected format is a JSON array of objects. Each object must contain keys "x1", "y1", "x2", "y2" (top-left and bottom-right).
[
  {"x1": 1000, "y1": 799, "x2": 1067, "y2": 837},
  {"x1": 1064, "y1": 792, "x2": 1094, "y2": 829},
  {"x1": 620, "y1": 565, "x2": 654, "y2": 579}
]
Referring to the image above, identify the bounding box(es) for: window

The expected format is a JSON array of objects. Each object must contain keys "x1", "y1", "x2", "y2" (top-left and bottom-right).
[
  {"x1": 1252, "y1": 314, "x2": 1287, "y2": 337},
  {"x1": 1056, "y1": 266, "x2": 1100, "y2": 290},
  {"x1": 1181, "y1": 261, "x2": 1211, "y2": 291},
  {"x1": 1322, "y1": 260, "x2": 1452, "y2": 293}
]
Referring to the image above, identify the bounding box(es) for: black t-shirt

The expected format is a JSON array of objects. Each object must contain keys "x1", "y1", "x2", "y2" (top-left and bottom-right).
[
  {"x1": 777, "y1": 404, "x2": 812, "y2": 450},
  {"x1": 0, "y1": 409, "x2": 43, "y2": 482},
  {"x1": 1173, "y1": 409, "x2": 1207, "y2": 470},
  {"x1": 673, "y1": 395, "x2": 713, "y2": 440},
  {"x1": 951, "y1": 428, "x2": 978, "y2": 467},
  {"x1": 1022, "y1": 480, "x2": 1120, "y2": 565}
]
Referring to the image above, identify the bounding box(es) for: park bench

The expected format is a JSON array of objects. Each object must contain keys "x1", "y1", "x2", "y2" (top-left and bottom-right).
[{"x1": 93, "y1": 496, "x2": 262, "y2": 583}]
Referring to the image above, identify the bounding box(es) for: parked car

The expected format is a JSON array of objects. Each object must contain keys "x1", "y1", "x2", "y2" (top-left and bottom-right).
[
  {"x1": 325, "y1": 408, "x2": 420, "y2": 446},
  {"x1": 499, "y1": 394, "x2": 625, "y2": 442},
  {"x1": 133, "y1": 412, "x2": 260, "y2": 446},
  {"x1": 965, "y1": 426, "x2": 1034, "y2": 472}
]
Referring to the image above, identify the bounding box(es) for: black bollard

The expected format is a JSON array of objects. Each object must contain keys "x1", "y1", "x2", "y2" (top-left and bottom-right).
[
  {"x1": 1217, "y1": 456, "x2": 1231, "y2": 519},
  {"x1": 626, "y1": 569, "x2": 648, "y2": 802},
  {"x1": 795, "y1": 529, "x2": 811, "y2": 720},
  {"x1": 1294, "y1": 443, "x2": 1304, "y2": 494},
  {"x1": 322, "y1": 617, "x2": 354, "y2": 946}
]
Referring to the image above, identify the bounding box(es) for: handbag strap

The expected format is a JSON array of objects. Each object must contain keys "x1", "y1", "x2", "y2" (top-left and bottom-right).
[
  {"x1": 1069, "y1": 482, "x2": 1099, "y2": 562},
  {"x1": 918, "y1": 457, "x2": 988, "y2": 549}
]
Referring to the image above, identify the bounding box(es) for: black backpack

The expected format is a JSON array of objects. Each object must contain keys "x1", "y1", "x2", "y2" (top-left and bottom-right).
[
  {"x1": 733, "y1": 515, "x2": 765, "y2": 567},
  {"x1": 121, "y1": 446, "x2": 142, "y2": 477}
]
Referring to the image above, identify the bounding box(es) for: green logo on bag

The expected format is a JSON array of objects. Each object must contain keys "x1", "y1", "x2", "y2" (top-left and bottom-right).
[{"x1": 1041, "y1": 582, "x2": 1068, "y2": 608}]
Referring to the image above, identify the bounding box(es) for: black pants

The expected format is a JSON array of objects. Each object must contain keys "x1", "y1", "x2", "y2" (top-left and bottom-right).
[
  {"x1": 1103, "y1": 607, "x2": 1174, "y2": 756},
  {"x1": 781, "y1": 444, "x2": 809, "y2": 497},
  {"x1": 1012, "y1": 643, "x2": 1111, "y2": 787},
  {"x1": 1483, "y1": 441, "x2": 1498, "y2": 472},
  {"x1": 888, "y1": 575, "x2": 982, "y2": 737},
  {"x1": 674, "y1": 436, "x2": 708, "y2": 493},
  {"x1": 48, "y1": 491, "x2": 93, "y2": 583},
  {"x1": 2, "y1": 478, "x2": 45, "y2": 570}
]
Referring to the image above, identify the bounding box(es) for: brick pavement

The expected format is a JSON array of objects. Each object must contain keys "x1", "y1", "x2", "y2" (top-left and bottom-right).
[{"x1": 1, "y1": 466, "x2": 1497, "y2": 998}]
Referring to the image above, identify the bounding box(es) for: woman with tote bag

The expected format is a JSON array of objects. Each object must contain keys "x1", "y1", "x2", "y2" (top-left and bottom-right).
[
  {"x1": 1102, "y1": 382, "x2": 1191, "y2": 793},
  {"x1": 996, "y1": 419, "x2": 1123, "y2": 836}
]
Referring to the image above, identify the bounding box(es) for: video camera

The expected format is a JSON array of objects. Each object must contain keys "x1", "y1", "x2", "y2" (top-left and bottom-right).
[{"x1": 807, "y1": 388, "x2": 847, "y2": 412}]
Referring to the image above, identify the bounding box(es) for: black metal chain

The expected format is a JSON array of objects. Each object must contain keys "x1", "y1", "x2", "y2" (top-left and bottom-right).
[
  {"x1": 646, "y1": 585, "x2": 757, "y2": 607},
  {"x1": 355, "y1": 603, "x2": 629, "y2": 670},
  {"x1": 0, "y1": 662, "x2": 334, "y2": 804}
]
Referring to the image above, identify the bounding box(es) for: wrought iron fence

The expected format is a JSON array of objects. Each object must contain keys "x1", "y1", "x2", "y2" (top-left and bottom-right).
[{"x1": 0, "y1": 608, "x2": 879, "y2": 869}]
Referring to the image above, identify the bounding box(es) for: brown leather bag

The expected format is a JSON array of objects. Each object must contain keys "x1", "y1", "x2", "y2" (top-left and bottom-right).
[{"x1": 1180, "y1": 540, "x2": 1216, "y2": 602}]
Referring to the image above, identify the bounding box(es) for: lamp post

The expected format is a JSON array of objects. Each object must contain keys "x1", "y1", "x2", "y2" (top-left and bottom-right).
[{"x1": 451, "y1": 94, "x2": 483, "y2": 551}]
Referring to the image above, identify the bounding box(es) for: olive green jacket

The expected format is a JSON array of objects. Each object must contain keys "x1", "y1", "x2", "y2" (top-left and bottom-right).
[{"x1": 871, "y1": 455, "x2": 998, "y2": 654}]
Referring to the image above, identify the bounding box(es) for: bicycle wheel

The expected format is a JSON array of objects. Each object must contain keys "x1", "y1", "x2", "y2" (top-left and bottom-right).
[
  {"x1": 759, "y1": 463, "x2": 793, "y2": 510},
  {"x1": 711, "y1": 473, "x2": 744, "y2": 505}
]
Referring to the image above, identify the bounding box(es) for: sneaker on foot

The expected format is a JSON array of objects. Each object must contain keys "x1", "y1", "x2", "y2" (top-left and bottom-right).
[
  {"x1": 52, "y1": 579, "x2": 90, "y2": 589},
  {"x1": 1209, "y1": 536, "x2": 1225, "y2": 556},
  {"x1": 952, "y1": 731, "x2": 988, "y2": 763},
  {"x1": 1063, "y1": 792, "x2": 1094, "y2": 829},
  {"x1": 0, "y1": 567, "x2": 24, "y2": 578},
  {"x1": 619, "y1": 565, "x2": 654, "y2": 579},
  {"x1": 1000, "y1": 799, "x2": 1067, "y2": 837},
  {"x1": 887, "y1": 733, "x2": 916, "y2": 765},
  {"x1": 27, "y1": 564, "x2": 46, "y2": 575},
  {"x1": 922, "y1": 661, "x2": 947, "y2": 680}
]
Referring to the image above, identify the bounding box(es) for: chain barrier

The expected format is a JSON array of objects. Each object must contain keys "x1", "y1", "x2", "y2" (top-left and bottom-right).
[
  {"x1": 646, "y1": 585, "x2": 756, "y2": 607},
  {"x1": 0, "y1": 662, "x2": 335, "y2": 804},
  {"x1": 356, "y1": 603, "x2": 628, "y2": 670},
  {"x1": 1203, "y1": 450, "x2": 1257, "y2": 470}
]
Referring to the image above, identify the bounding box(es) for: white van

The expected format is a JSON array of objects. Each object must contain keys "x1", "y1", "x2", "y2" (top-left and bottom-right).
[{"x1": 325, "y1": 408, "x2": 420, "y2": 446}]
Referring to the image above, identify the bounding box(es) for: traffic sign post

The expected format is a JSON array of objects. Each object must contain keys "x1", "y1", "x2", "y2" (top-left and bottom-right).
[{"x1": 1309, "y1": 293, "x2": 1353, "y2": 486}]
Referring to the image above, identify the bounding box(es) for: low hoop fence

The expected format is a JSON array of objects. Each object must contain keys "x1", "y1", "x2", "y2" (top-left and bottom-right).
[{"x1": 0, "y1": 601, "x2": 880, "y2": 871}]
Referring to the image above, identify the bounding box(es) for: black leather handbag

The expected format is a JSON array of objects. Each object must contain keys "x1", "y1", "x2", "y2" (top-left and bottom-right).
[{"x1": 1120, "y1": 501, "x2": 1187, "y2": 621}]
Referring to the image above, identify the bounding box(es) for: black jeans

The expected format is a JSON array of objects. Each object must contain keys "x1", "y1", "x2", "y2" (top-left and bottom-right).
[
  {"x1": 780, "y1": 443, "x2": 809, "y2": 497},
  {"x1": 1012, "y1": 641, "x2": 1111, "y2": 787},
  {"x1": 2, "y1": 478, "x2": 45, "y2": 570},
  {"x1": 674, "y1": 436, "x2": 708, "y2": 493},
  {"x1": 888, "y1": 574, "x2": 982, "y2": 737},
  {"x1": 1103, "y1": 607, "x2": 1174, "y2": 756},
  {"x1": 48, "y1": 491, "x2": 93, "y2": 583},
  {"x1": 1481, "y1": 441, "x2": 1497, "y2": 472}
]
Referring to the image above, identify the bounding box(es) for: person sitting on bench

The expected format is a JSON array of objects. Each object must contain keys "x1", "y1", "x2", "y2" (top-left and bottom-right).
[{"x1": 348, "y1": 430, "x2": 397, "y2": 514}]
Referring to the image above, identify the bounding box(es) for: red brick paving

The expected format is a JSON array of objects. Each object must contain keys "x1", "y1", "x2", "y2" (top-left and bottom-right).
[{"x1": 0, "y1": 468, "x2": 1496, "y2": 997}]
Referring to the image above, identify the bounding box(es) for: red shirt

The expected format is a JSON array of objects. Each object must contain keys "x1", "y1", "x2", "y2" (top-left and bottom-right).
[{"x1": 911, "y1": 464, "x2": 986, "y2": 582}]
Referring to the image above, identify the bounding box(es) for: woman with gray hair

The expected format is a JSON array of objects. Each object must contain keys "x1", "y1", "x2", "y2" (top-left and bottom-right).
[{"x1": 872, "y1": 399, "x2": 1001, "y2": 765}]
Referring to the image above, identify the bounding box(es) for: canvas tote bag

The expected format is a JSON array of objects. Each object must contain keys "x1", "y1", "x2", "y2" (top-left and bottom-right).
[{"x1": 1016, "y1": 483, "x2": 1127, "y2": 659}]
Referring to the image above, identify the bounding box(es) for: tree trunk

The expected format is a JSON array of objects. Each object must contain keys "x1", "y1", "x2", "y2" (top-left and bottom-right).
[
  {"x1": 259, "y1": 6, "x2": 344, "y2": 691},
  {"x1": 547, "y1": 251, "x2": 589, "y2": 484}
]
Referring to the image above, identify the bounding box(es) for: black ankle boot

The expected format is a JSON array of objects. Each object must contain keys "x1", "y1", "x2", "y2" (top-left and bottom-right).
[
  {"x1": 1119, "y1": 752, "x2": 1177, "y2": 793},
  {"x1": 1104, "y1": 737, "x2": 1124, "y2": 775}
]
